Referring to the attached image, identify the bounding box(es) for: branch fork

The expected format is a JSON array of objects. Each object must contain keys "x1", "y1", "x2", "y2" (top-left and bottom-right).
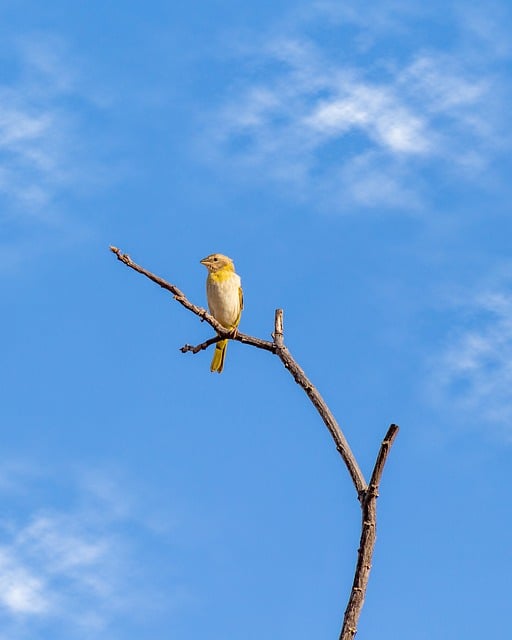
[{"x1": 110, "y1": 246, "x2": 399, "y2": 639}]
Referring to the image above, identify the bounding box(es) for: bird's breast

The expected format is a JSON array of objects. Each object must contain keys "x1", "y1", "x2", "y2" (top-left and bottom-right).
[{"x1": 206, "y1": 273, "x2": 242, "y2": 328}]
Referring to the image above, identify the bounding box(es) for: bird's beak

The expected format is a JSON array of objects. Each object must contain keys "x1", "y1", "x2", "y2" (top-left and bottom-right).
[{"x1": 200, "y1": 257, "x2": 209, "y2": 266}]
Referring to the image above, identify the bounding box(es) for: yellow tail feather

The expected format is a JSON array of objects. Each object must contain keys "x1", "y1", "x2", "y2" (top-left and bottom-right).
[{"x1": 210, "y1": 339, "x2": 228, "y2": 373}]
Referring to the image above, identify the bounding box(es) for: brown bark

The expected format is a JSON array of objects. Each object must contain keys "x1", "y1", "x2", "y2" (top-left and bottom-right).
[{"x1": 340, "y1": 424, "x2": 399, "y2": 639}]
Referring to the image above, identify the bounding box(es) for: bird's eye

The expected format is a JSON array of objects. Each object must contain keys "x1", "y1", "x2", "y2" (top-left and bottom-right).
[{"x1": 213, "y1": 257, "x2": 218, "y2": 262}]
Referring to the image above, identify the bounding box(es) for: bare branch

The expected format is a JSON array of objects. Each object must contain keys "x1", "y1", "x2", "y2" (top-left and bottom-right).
[
  {"x1": 110, "y1": 246, "x2": 400, "y2": 639},
  {"x1": 110, "y1": 245, "x2": 226, "y2": 334},
  {"x1": 340, "y1": 424, "x2": 399, "y2": 640},
  {"x1": 110, "y1": 245, "x2": 367, "y2": 492},
  {"x1": 232, "y1": 332, "x2": 275, "y2": 352},
  {"x1": 272, "y1": 310, "x2": 367, "y2": 497}
]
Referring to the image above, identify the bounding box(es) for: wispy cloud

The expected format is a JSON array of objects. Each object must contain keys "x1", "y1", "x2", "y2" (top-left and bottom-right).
[
  {"x1": 206, "y1": 4, "x2": 509, "y2": 211},
  {"x1": 0, "y1": 464, "x2": 181, "y2": 638},
  {"x1": 0, "y1": 494, "x2": 120, "y2": 634},
  {"x1": 0, "y1": 37, "x2": 77, "y2": 214},
  {"x1": 0, "y1": 512, "x2": 110, "y2": 620},
  {"x1": 0, "y1": 34, "x2": 107, "y2": 271},
  {"x1": 430, "y1": 285, "x2": 512, "y2": 439},
  {"x1": 0, "y1": 549, "x2": 49, "y2": 615}
]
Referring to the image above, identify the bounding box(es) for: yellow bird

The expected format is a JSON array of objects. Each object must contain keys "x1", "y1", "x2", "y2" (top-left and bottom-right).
[{"x1": 200, "y1": 253, "x2": 243, "y2": 373}]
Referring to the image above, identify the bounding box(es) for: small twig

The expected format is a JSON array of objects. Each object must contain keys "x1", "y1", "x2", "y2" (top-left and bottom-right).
[
  {"x1": 273, "y1": 309, "x2": 284, "y2": 348},
  {"x1": 180, "y1": 336, "x2": 223, "y2": 354},
  {"x1": 180, "y1": 331, "x2": 275, "y2": 353},
  {"x1": 340, "y1": 424, "x2": 399, "y2": 640},
  {"x1": 368, "y1": 424, "x2": 399, "y2": 491}
]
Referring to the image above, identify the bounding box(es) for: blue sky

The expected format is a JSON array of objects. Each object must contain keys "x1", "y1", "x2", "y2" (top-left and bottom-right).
[{"x1": 1, "y1": 1, "x2": 512, "y2": 638}]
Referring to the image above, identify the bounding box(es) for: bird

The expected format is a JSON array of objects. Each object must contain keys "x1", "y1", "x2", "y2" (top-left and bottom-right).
[{"x1": 200, "y1": 253, "x2": 243, "y2": 373}]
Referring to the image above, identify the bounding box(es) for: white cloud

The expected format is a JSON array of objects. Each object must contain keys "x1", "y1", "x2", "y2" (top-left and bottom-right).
[
  {"x1": 0, "y1": 34, "x2": 107, "y2": 271},
  {"x1": 0, "y1": 550, "x2": 49, "y2": 615},
  {"x1": 18, "y1": 515, "x2": 108, "y2": 574},
  {"x1": 431, "y1": 287, "x2": 512, "y2": 438},
  {"x1": 207, "y1": 7, "x2": 509, "y2": 211},
  {"x1": 0, "y1": 465, "x2": 180, "y2": 637},
  {"x1": 339, "y1": 150, "x2": 422, "y2": 208},
  {"x1": 0, "y1": 45, "x2": 71, "y2": 214},
  {"x1": 304, "y1": 82, "x2": 431, "y2": 154},
  {"x1": 0, "y1": 509, "x2": 117, "y2": 628},
  {"x1": 398, "y1": 55, "x2": 486, "y2": 113}
]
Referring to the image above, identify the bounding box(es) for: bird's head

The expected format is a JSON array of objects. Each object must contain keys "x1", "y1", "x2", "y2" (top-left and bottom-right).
[{"x1": 200, "y1": 253, "x2": 235, "y2": 273}]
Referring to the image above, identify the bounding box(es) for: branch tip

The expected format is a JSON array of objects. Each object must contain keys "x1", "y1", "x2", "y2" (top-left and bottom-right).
[
  {"x1": 368, "y1": 424, "x2": 399, "y2": 492},
  {"x1": 273, "y1": 308, "x2": 284, "y2": 347}
]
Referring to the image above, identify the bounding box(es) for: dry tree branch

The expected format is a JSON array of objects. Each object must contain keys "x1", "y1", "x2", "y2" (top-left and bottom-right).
[
  {"x1": 340, "y1": 424, "x2": 399, "y2": 640},
  {"x1": 272, "y1": 309, "x2": 367, "y2": 496},
  {"x1": 110, "y1": 246, "x2": 399, "y2": 639}
]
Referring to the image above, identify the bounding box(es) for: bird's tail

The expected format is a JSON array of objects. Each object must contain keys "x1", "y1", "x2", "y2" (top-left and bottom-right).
[{"x1": 210, "y1": 339, "x2": 228, "y2": 373}]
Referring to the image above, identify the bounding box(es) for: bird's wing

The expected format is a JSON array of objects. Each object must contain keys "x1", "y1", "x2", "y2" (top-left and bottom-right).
[{"x1": 232, "y1": 285, "x2": 243, "y2": 328}]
